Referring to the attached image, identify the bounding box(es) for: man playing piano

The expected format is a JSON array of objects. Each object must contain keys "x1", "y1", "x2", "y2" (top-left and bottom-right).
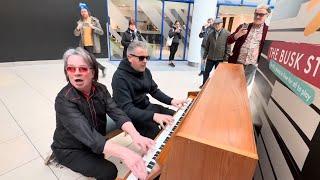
[{"x1": 112, "y1": 41, "x2": 185, "y2": 139}]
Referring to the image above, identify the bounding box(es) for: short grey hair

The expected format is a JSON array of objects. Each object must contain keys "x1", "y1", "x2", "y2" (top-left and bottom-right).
[
  {"x1": 62, "y1": 47, "x2": 99, "y2": 81},
  {"x1": 256, "y1": 4, "x2": 271, "y2": 13},
  {"x1": 127, "y1": 41, "x2": 148, "y2": 57}
]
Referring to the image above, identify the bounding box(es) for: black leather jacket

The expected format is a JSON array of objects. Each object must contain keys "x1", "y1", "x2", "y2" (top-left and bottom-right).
[
  {"x1": 51, "y1": 82, "x2": 129, "y2": 162},
  {"x1": 168, "y1": 27, "x2": 182, "y2": 44},
  {"x1": 121, "y1": 28, "x2": 143, "y2": 58}
]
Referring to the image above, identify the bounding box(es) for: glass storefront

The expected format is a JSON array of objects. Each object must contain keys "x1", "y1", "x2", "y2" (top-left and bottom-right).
[
  {"x1": 106, "y1": 0, "x2": 275, "y2": 61},
  {"x1": 108, "y1": 0, "x2": 135, "y2": 60},
  {"x1": 137, "y1": 0, "x2": 162, "y2": 59},
  {"x1": 162, "y1": 1, "x2": 189, "y2": 60},
  {"x1": 107, "y1": 0, "x2": 194, "y2": 61}
]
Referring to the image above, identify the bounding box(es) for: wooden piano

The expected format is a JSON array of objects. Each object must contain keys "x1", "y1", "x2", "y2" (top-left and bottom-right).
[{"x1": 125, "y1": 63, "x2": 258, "y2": 180}]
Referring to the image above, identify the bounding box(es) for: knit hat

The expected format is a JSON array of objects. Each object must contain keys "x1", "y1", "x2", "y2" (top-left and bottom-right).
[{"x1": 79, "y1": 2, "x2": 89, "y2": 10}]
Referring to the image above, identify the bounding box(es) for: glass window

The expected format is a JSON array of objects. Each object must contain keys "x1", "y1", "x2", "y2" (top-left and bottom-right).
[
  {"x1": 162, "y1": 1, "x2": 189, "y2": 60},
  {"x1": 108, "y1": 0, "x2": 135, "y2": 60},
  {"x1": 137, "y1": 0, "x2": 162, "y2": 60},
  {"x1": 107, "y1": 0, "x2": 194, "y2": 61}
]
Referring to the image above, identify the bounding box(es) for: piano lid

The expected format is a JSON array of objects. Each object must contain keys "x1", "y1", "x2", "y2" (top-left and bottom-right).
[{"x1": 176, "y1": 63, "x2": 257, "y2": 159}]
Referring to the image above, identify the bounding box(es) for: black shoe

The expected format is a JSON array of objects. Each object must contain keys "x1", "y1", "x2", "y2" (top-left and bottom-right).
[
  {"x1": 198, "y1": 71, "x2": 204, "y2": 76},
  {"x1": 169, "y1": 62, "x2": 175, "y2": 67}
]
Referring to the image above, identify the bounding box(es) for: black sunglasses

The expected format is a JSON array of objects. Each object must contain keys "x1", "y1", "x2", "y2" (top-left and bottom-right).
[
  {"x1": 130, "y1": 54, "x2": 150, "y2": 61},
  {"x1": 254, "y1": 13, "x2": 267, "y2": 17}
]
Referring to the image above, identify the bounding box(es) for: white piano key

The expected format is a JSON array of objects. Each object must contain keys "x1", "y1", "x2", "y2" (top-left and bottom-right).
[{"x1": 127, "y1": 98, "x2": 193, "y2": 179}]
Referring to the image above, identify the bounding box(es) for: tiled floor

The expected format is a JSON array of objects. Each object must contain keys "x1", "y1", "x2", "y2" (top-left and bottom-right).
[{"x1": 0, "y1": 59, "x2": 201, "y2": 179}]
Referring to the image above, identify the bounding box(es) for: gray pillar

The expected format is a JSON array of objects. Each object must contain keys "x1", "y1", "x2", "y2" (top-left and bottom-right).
[{"x1": 188, "y1": 0, "x2": 218, "y2": 67}]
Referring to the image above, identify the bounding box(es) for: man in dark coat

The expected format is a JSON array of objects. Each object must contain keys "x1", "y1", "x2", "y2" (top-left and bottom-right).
[{"x1": 201, "y1": 17, "x2": 231, "y2": 88}]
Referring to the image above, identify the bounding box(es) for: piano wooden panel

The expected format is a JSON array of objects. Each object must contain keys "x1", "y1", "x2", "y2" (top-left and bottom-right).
[{"x1": 160, "y1": 63, "x2": 258, "y2": 180}]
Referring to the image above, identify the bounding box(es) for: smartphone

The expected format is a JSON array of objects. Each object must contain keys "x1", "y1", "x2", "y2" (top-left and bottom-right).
[{"x1": 242, "y1": 23, "x2": 248, "y2": 29}]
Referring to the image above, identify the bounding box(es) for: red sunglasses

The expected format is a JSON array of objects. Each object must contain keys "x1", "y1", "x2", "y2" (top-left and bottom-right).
[{"x1": 66, "y1": 66, "x2": 91, "y2": 73}]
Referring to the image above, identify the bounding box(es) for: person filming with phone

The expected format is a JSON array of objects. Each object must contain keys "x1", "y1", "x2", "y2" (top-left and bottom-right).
[{"x1": 227, "y1": 5, "x2": 271, "y2": 86}]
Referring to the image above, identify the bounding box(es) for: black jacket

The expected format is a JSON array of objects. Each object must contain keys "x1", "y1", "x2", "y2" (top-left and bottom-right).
[
  {"x1": 112, "y1": 59, "x2": 173, "y2": 124},
  {"x1": 203, "y1": 28, "x2": 231, "y2": 61},
  {"x1": 51, "y1": 82, "x2": 129, "y2": 161},
  {"x1": 121, "y1": 28, "x2": 143, "y2": 58},
  {"x1": 168, "y1": 27, "x2": 182, "y2": 44}
]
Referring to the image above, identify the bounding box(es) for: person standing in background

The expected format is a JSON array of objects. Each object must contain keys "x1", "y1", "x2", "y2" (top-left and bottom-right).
[
  {"x1": 168, "y1": 21, "x2": 182, "y2": 67},
  {"x1": 74, "y1": 2, "x2": 106, "y2": 77},
  {"x1": 121, "y1": 19, "x2": 143, "y2": 59},
  {"x1": 200, "y1": 18, "x2": 231, "y2": 88},
  {"x1": 227, "y1": 5, "x2": 270, "y2": 85},
  {"x1": 198, "y1": 18, "x2": 214, "y2": 76}
]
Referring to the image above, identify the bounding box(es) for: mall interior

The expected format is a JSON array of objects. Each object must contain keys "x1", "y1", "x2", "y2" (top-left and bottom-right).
[{"x1": 0, "y1": 0, "x2": 319, "y2": 180}]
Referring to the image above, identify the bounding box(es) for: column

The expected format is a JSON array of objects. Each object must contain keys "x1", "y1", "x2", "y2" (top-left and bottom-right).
[{"x1": 187, "y1": 0, "x2": 218, "y2": 66}]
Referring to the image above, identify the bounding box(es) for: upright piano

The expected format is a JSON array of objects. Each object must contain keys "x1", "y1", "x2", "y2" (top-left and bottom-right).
[{"x1": 125, "y1": 63, "x2": 258, "y2": 180}]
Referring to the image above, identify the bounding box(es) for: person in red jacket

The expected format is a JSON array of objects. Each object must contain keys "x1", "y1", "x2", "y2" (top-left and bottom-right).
[{"x1": 227, "y1": 5, "x2": 271, "y2": 85}]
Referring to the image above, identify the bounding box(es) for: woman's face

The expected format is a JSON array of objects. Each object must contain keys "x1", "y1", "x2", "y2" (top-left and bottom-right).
[
  {"x1": 80, "y1": 9, "x2": 89, "y2": 19},
  {"x1": 175, "y1": 22, "x2": 180, "y2": 28},
  {"x1": 66, "y1": 55, "x2": 94, "y2": 94},
  {"x1": 129, "y1": 24, "x2": 136, "y2": 31}
]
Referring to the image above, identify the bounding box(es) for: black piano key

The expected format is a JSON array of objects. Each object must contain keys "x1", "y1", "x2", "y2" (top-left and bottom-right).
[
  {"x1": 149, "y1": 161, "x2": 155, "y2": 166},
  {"x1": 147, "y1": 163, "x2": 155, "y2": 169},
  {"x1": 147, "y1": 164, "x2": 153, "y2": 169}
]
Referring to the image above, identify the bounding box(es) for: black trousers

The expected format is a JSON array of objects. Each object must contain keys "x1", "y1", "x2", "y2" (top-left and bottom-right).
[
  {"x1": 84, "y1": 46, "x2": 106, "y2": 71},
  {"x1": 202, "y1": 60, "x2": 222, "y2": 85},
  {"x1": 59, "y1": 150, "x2": 117, "y2": 180},
  {"x1": 134, "y1": 104, "x2": 175, "y2": 139},
  {"x1": 169, "y1": 43, "x2": 179, "y2": 61},
  {"x1": 122, "y1": 47, "x2": 128, "y2": 59}
]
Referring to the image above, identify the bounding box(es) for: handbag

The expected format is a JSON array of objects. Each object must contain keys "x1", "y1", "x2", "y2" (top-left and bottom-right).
[{"x1": 166, "y1": 36, "x2": 173, "y2": 46}]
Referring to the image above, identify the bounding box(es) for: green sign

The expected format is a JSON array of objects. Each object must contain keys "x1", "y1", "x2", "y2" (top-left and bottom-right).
[{"x1": 269, "y1": 60, "x2": 315, "y2": 105}]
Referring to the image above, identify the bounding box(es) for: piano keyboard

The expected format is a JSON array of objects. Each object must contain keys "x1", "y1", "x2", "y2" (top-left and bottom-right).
[{"x1": 127, "y1": 98, "x2": 193, "y2": 180}]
